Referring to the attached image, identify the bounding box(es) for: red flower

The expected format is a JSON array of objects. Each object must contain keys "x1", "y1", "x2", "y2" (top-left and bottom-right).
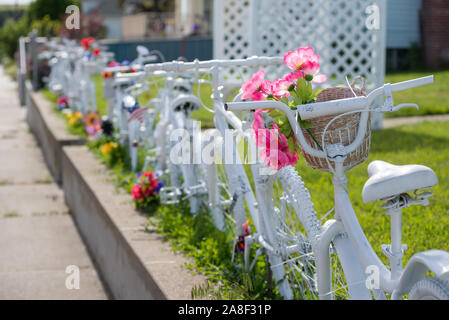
[
  {"x1": 80, "y1": 37, "x2": 95, "y2": 50},
  {"x1": 131, "y1": 184, "x2": 144, "y2": 201},
  {"x1": 92, "y1": 48, "x2": 101, "y2": 56}
]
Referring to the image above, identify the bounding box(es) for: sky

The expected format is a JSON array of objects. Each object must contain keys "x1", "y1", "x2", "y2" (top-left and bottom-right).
[{"x1": 0, "y1": 0, "x2": 32, "y2": 5}]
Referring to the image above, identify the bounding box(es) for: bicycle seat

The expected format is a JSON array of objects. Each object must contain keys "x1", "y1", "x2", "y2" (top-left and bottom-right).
[{"x1": 362, "y1": 160, "x2": 438, "y2": 203}]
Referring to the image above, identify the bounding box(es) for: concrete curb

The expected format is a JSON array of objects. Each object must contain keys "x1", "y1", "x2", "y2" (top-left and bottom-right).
[
  {"x1": 25, "y1": 81, "x2": 85, "y2": 184},
  {"x1": 62, "y1": 146, "x2": 206, "y2": 300}
]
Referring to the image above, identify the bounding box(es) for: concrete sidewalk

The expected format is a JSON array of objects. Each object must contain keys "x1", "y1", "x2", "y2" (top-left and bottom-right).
[{"x1": 0, "y1": 68, "x2": 107, "y2": 299}]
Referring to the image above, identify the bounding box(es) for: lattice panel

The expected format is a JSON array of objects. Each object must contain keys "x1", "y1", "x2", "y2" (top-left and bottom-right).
[
  {"x1": 214, "y1": 0, "x2": 386, "y2": 89},
  {"x1": 214, "y1": 0, "x2": 252, "y2": 60}
]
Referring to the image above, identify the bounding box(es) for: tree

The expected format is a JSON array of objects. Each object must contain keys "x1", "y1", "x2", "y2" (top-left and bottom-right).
[
  {"x1": 27, "y1": 0, "x2": 80, "y2": 22},
  {"x1": 0, "y1": 0, "x2": 80, "y2": 58}
]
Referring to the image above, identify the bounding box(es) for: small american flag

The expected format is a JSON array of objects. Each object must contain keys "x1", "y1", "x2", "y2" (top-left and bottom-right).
[{"x1": 128, "y1": 107, "x2": 148, "y2": 124}]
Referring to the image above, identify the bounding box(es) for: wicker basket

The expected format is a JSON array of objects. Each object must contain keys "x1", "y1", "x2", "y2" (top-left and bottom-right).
[{"x1": 299, "y1": 81, "x2": 371, "y2": 173}]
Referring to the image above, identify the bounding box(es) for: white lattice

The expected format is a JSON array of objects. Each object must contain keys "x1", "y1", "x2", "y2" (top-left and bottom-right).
[{"x1": 214, "y1": 0, "x2": 386, "y2": 128}]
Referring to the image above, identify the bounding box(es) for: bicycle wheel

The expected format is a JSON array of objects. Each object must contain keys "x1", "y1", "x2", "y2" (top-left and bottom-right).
[
  {"x1": 267, "y1": 165, "x2": 351, "y2": 300},
  {"x1": 259, "y1": 165, "x2": 318, "y2": 299},
  {"x1": 408, "y1": 277, "x2": 449, "y2": 300}
]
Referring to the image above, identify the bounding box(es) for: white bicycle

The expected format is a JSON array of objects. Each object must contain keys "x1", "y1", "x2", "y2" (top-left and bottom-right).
[{"x1": 226, "y1": 75, "x2": 449, "y2": 299}]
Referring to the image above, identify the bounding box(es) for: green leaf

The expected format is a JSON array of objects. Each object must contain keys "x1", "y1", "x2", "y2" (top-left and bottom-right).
[{"x1": 299, "y1": 120, "x2": 312, "y2": 129}]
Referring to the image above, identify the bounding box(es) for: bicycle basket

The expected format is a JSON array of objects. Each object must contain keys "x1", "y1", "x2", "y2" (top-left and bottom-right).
[{"x1": 299, "y1": 79, "x2": 371, "y2": 173}]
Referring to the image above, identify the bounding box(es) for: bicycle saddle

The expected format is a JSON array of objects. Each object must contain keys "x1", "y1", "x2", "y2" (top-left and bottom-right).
[{"x1": 362, "y1": 160, "x2": 438, "y2": 203}]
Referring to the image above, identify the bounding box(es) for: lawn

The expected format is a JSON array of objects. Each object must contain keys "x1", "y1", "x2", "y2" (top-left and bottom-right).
[
  {"x1": 298, "y1": 120, "x2": 449, "y2": 267},
  {"x1": 385, "y1": 69, "x2": 449, "y2": 117}
]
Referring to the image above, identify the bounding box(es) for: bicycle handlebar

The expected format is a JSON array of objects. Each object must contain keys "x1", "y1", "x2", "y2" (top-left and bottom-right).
[
  {"x1": 225, "y1": 76, "x2": 434, "y2": 160},
  {"x1": 298, "y1": 76, "x2": 434, "y2": 120},
  {"x1": 144, "y1": 56, "x2": 284, "y2": 74}
]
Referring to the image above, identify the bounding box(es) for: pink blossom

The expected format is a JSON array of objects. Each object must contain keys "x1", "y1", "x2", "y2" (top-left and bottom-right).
[
  {"x1": 301, "y1": 61, "x2": 327, "y2": 83},
  {"x1": 252, "y1": 110, "x2": 299, "y2": 170},
  {"x1": 57, "y1": 96, "x2": 68, "y2": 105},
  {"x1": 283, "y1": 71, "x2": 303, "y2": 83},
  {"x1": 271, "y1": 78, "x2": 292, "y2": 98},
  {"x1": 252, "y1": 109, "x2": 266, "y2": 142},
  {"x1": 284, "y1": 46, "x2": 318, "y2": 71},
  {"x1": 241, "y1": 70, "x2": 268, "y2": 101}
]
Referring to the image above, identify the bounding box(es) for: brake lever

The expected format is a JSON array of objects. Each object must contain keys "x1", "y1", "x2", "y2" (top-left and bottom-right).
[
  {"x1": 392, "y1": 103, "x2": 419, "y2": 112},
  {"x1": 377, "y1": 85, "x2": 420, "y2": 113}
]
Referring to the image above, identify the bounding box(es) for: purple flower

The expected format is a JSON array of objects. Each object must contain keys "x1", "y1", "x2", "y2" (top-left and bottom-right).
[{"x1": 154, "y1": 181, "x2": 164, "y2": 194}]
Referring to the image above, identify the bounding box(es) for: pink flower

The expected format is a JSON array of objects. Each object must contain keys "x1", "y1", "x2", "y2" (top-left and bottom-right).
[
  {"x1": 241, "y1": 70, "x2": 268, "y2": 101},
  {"x1": 57, "y1": 96, "x2": 68, "y2": 105},
  {"x1": 131, "y1": 184, "x2": 144, "y2": 201},
  {"x1": 252, "y1": 110, "x2": 299, "y2": 170},
  {"x1": 283, "y1": 71, "x2": 303, "y2": 83},
  {"x1": 284, "y1": 46, "x2": 318, "y2": 71},
  {"x1": 301, "y1": 61, "x2": 327, "y2": 83},
  {"x1": 271, "y1": 78, "x2": 292, "y2": 98}
]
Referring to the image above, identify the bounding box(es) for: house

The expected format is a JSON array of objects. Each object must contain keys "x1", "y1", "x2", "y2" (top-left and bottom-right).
[
  {"x1": 174, "y1": 0, "x2": 213, "y2": 37},
  {"x1": 80, "y1": 0, "x2": 123, "y2": 39},
  {"x1": 387, "y1": 0, "x2": 449, "y2": 69}
]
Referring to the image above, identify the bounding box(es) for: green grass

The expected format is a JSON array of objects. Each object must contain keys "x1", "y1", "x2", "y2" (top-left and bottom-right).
[
  {"x1": 91, "y1": 74, "x2": 108, "y2": 116},
  {"x1": 298, "y1": 120, "x2": 449, "y2": 267},
  {"x1": 385, "y1": 69, "x2": 449, "y2": 118}
]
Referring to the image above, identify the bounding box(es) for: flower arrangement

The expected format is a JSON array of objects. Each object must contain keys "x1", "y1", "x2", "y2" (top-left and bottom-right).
[
  {"x1": 80, "y1": 37, "x2": 95, "y2": 50},
  {"x1": 241, "y1": 46, "x2": 327, "y2": 171},
  {"x1": 57, "y1": 96, "x2": 69, "y2": 111},
  {"x1": 101, "y1": 141, "x2": 118, "y2": 156},
  {"x1": 131, "y1": 171, "x2": 163, "y2": 210},
  {"x1": 80, "y1": 37, "x2": 101, "y2": 59},
  {"x1": 84, "y1": 112, "x2": 102, "y2": 138},
  {"x1": 66, "y1": 111, "x2": 83, "y2": 127}
]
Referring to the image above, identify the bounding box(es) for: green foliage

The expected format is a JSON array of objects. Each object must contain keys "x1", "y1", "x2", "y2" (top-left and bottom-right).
[
  {"x1": 0, "y1": 16, "x2": 29, "y2": 58},
  {"x1": 148, "y1": 202, "x2": 282, "y2": 300},
  {"x1": 27, "y1": 0, "x2": 80, "y2": 22},
  {"x1": 0, "y1": 0, "x2": 79, "y2": 59},
  {"x1": 91, "y1": 74, "x2": 108, "y2": 116},
  {"x1": 30, "y1": 14, "x2": 60, "y2": 37}
]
